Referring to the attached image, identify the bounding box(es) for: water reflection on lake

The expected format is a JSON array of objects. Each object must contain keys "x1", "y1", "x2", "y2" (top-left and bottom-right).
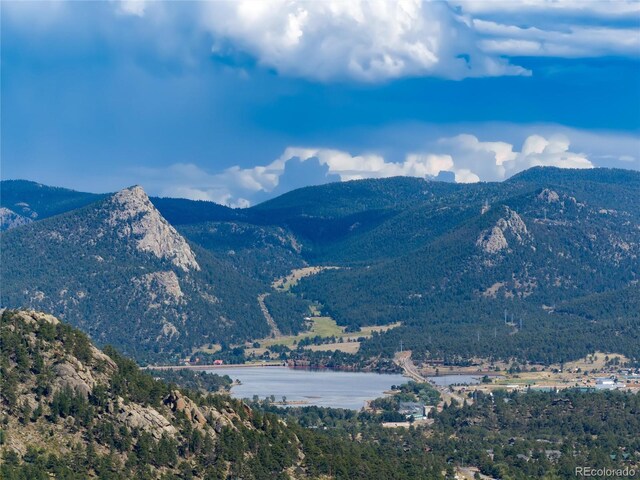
[{"x1": 205, "y1": 366, "x2": 405, "y2": 410}]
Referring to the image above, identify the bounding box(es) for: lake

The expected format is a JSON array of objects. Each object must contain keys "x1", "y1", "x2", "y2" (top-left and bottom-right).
[{"x1": 205, "y1": 366, "x2": 405, "y2": 410}]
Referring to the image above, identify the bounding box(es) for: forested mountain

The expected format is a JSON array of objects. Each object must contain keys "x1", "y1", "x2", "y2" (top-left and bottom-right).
[
  {"x1": 0, "y1": 180, "x2": 237, "y2": 231},
  {"x1": 0, "y1": 186, "x2": 271, "y2": 363},
  {"x1": 2, "y1": 310, "x2": 639, "y2": 479},
  {"x1": 2, "y1": 167, "x2": 639, "y2": 365},
  {"x1": 2, "y1": 309, "x2": 433, "y2": 479},
  {"x1": 0, "y1": 180, "x2": 103, "y2": 231},
  {"x1": 177, "y1": 221, "x2": 306, "y2": 284},
  {"x1": 294, "y1": 171, "x2": 640, "y2": 363}
]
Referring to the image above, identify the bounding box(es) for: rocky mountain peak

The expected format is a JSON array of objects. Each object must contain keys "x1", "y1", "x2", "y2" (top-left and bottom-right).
[
  {"x1": 105, "y1": 186, "x2": 200, "y2": 271},
  {"x1": 476, "y1": 206, "x2": 531, "y2": 254},
  {"x1": 498, "y1": 207, "x2": 529, "y2": 240}
]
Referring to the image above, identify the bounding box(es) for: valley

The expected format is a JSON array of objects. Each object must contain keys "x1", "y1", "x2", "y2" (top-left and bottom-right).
[
  {"x1": 1, "y1": 171, "x2": 639, "y2": 480},
  {"x1": 5, "y1": 308, "x2": 638, "y2": 479},
  {"x1": 4, "y1": 4, "x2": 640, "y2": 477},
  {"x1": 2, "y1": 168, "x2": 639, "y2": 371}
]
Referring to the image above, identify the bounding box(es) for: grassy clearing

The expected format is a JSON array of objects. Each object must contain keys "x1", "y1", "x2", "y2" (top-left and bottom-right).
[
  {"x1": 259, "y1": 317, "x2": 343, "y2": 348},
  {"x1": 310, "y1": 316, "x2": 344, "y2": 336},
  {"x1": 272, "y1": 266, "x2": 340, "y2": 291},
  {"x1": 346, "y1": 322, "x2": 401, "y2": 339},
  {"x1": 191, "y1": 343, "x2": 222, "y2": 355},
  {"x1": 560, "y1": 351, "x2": 629, "y2": 372},
  {"x1": 305, "y1": 341, "x2": 361, "y2": 353},
  {"x1": 258, "y1": 317, "x2": 401, "y2": 350},
  {"x1": 493, "y1": 378, "x2": 539, "y2": 386}
]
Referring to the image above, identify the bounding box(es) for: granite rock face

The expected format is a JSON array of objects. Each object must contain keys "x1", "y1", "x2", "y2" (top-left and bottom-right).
[
  {"x1": 476, "y1": 207, "x2": 530, "y2": 254},
  {"x1": 165, "y1": 390, "x2": 208, "y2": 427},
  {"x1": 105, "y1": 186, "x2": 200, "y2": 272},
  {"x1": 537, "y1": 188, "x2": 560, "y2": 203},
  {"x1": 115, "y1": 398, "x2": 178, "y2": 439}
]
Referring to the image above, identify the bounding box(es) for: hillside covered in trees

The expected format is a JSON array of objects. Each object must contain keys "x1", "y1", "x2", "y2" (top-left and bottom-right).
[
  {"x1": 2, "y1": 310, "x2": 638, "y2": 479},
  {"x1": 0, "y1": 309, "x2": 445, "y2": 479},
  {"x1": 1, "y1": 167, "x2": 639, "y2": 366}
]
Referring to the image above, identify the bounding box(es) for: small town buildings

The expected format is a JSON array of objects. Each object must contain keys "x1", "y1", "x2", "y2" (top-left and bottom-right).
[
  {"x1": 595, "y1": 377, "x2": 625, "y2": 390},
  {"x1": 398, "y1": 402, "x2": 433, "y2": 420}
]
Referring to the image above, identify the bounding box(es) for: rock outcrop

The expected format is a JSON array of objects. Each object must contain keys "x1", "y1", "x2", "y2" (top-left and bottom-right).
[
  {"x1": 477, "y1": 207, "x2": 531, "y2": 254},
  {"x1": 0, "y1": 207, "x2": 32, "y2": 231},
  {"x1": 10, "y1": 311, "x2": 119, "y2": 398},
  {"x1": 164, "y1": 390, "x2": 208, "y2": 427},
  {"x1": 133, "y1": 270, "x2": 185, "y2": 306},
  {"x1": 537, "y1": 188, "x2": 560, "y2": 203},
  {"x1": 0, "y1": 309, "x2": 260, "y2": 457},
  {"x1": 53, "y1": 345, "x2": 117, "y2": 396},
  {"x1": 115, "y1": 398, "x2": 178, "y2": 439},
  {"x1": 105, "y1": 186, "x2": 200, "y2": 272}
]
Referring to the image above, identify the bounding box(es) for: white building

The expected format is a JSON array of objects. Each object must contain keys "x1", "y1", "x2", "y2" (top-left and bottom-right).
[{"x1": 595, "y1": 378, "x2": 625, "y2": 390}]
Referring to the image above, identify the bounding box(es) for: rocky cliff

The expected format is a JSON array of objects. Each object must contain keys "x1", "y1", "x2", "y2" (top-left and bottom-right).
[{"x1": 105, "y1": 186, "x2": 200, "y2": 272}]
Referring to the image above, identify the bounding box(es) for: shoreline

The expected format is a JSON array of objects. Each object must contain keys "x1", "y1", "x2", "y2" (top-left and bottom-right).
[{"x1": 143, "y1": 362, "x2": 285, "y2": 370}]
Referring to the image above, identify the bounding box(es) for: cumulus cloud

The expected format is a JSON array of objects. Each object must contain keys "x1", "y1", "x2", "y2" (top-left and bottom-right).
[
  {"x1": 195, "y1": 0, "x2": 526, "y2": 81},
  {"x1": 7, "y1": 0, "x2": 637, "y2": 82},
  {"x1": 135, "y1": 133, "x2": 592, "y2": 206},
  {"x1": 106, "y1": 0, "x2": 638, "y2": 82},
  {"x1": 437, "y1": 133, "x2": 592, "y2": 182},
  {"x1": 272, "y1": 147, "x2": 460, "y2": 182}
]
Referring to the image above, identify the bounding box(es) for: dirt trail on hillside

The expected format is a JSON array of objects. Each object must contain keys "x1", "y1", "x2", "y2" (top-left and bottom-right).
[{"x1": 258, "y1": 293, "x2": 281, "y2": 338}]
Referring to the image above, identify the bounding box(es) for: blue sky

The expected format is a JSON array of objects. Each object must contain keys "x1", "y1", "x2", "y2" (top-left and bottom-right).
[{"x1": 2, "y1": 1, "x2": 639, "y2": 206}]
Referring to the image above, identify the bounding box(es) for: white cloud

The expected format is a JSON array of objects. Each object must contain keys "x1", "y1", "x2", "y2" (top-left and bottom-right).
[
  {"x1": 274, "y1": 147, "x2": 457, "y2": 181},
  {"x1": 134, "y1": 133, "x2": 594, "y2": 206},
  {"x1": 116, "y1": 0, "x2": 146, "y2": 17},
  {"x1": 437, "y1": 133, "x2": 592, "y2": 181},
  {"x1": 11, "y1": 0, "x2": 638, "y2": 82},
  {"x1": 193, "y1": 0, "x2": 638, "y2": 81},
  {"x1": 514, "y1": 134, "x2": 593, "y2": 172},
  {"x1": 453, "y1": 1, "x2": 640, "y2": 17},
  {"x1": 437, "y1": 134, "x2": 516, "y2": 181},
  {"x1": 474, "y1": 20, "x2": 640, "y2": 58},
  {"x1": 195, "y1": 0, "x2": 527, "y2": 82}
]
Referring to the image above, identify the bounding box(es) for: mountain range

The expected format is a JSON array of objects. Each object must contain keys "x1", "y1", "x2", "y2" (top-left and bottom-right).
[{"x1": 1, "y1": 167, "x2": 639, "y2": 365}]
